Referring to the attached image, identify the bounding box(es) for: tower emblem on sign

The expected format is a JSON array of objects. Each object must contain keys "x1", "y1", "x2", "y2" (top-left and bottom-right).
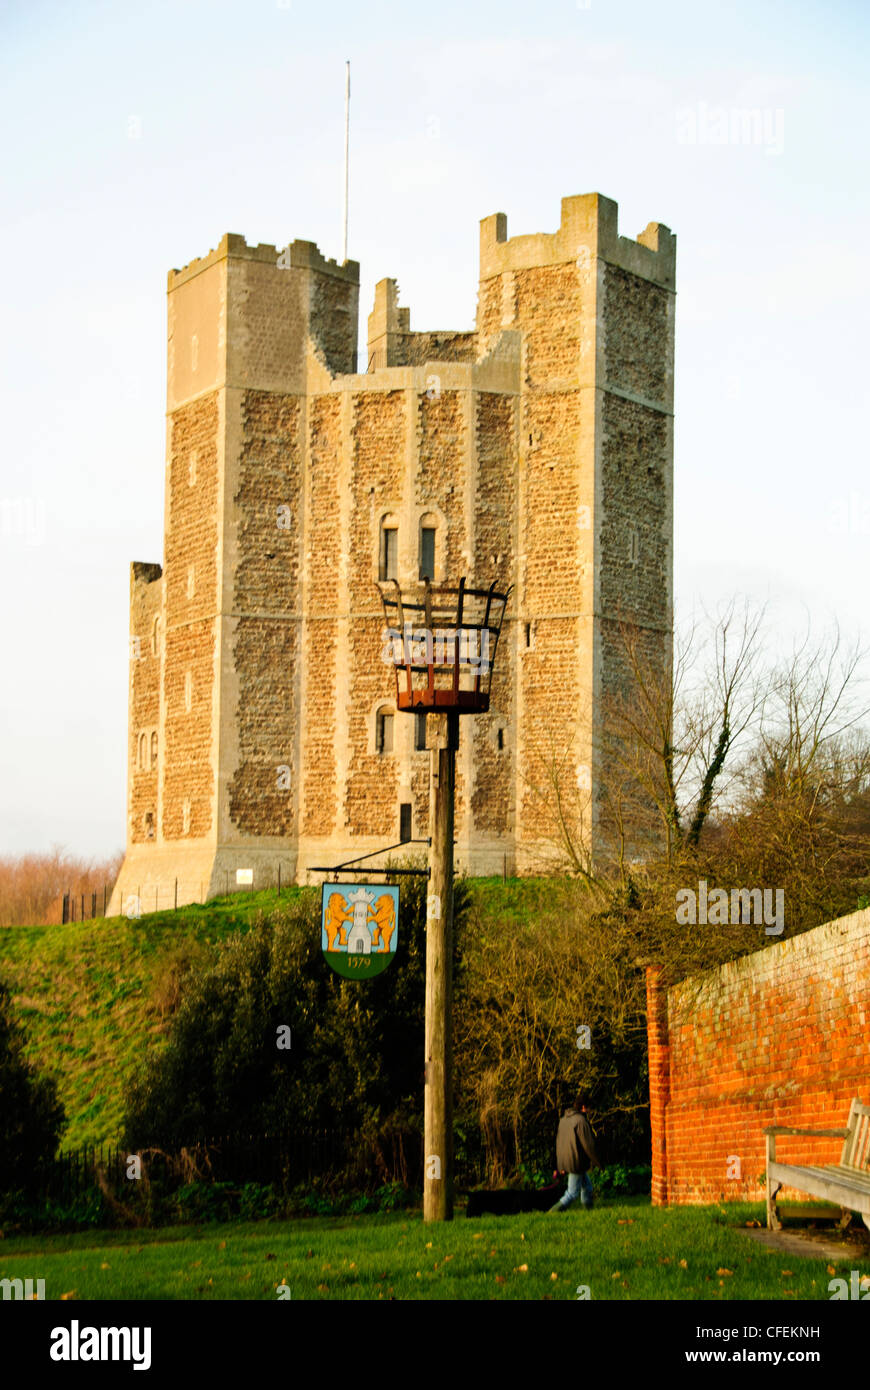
[{"x1": 320, "y1": 883, "x2": 399, "y2": 978}]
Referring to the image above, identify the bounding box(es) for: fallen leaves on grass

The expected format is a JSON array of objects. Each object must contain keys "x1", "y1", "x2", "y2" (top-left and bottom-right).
[
  {"x1": 495, "y1": 1275, "x2": 506, "y2": 1285},
  {"x1": 780, "y1": 1270, "x2": 793, "y2": 1278},
  {"x1": 678, "y1": 1259, "x2": 688, "y2": 1269},
  {"x1": 716, "y1": 1268, "x2": 734, "y2": 1277},
  {"x1": 744, "y1": 1220, "x2": 761, "y2": 1228},
  {"x1": 617, "y1": 1219, "x2": 635, "y2": 1226},
  {"x1": 826, "y1": 1265, "x2": 836, "y2": 1275},
  {"x1": 550, "y1": 1272, "x2": 558, "y2": 1281},
  {"x1": 60, "y1": 1291, "x2": 76, "y2": 1300},
  {"x1": 513, "y1": 1264, "x2": 529, "y2": 1273}
]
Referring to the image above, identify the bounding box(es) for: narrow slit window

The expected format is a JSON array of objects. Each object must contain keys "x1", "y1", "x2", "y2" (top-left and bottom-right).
[
  {"x1": 399, "y1": 802, "x2": 412, "y2": 843},
  {"x1": 376, "y1": 710, "x2": 394, "y2": 754},
  {"x1": 415, "y1": 711, "x2": 427, "y2": 751},
  {"x1": 419, "y1": 526, "x2": 436, "y2": 580},
  {"x1": 380, "y1": 526, "x2": 398, "y2": 581}
]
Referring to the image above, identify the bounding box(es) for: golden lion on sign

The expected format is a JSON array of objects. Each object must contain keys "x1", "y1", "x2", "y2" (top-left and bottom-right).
[
  {"x1": 368, "y1": 894, "x2": 396, "y2": 954},
  {"x1": 324, "y1": 892, "x2": 353, "y2": 952}
]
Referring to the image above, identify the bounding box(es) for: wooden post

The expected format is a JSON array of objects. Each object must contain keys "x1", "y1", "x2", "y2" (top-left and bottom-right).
[
  {"x1": 765, "y1": 1130, "x2": 781, "y2": 1230},
  {"x1": 424, "y1": 709, "x2": 458, "y2": 1223}
]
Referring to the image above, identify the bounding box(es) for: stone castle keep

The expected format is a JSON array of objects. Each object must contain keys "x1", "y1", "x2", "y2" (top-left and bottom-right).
[{"x1": 109, "y1": 193, "x2": 676, "y2": 914}]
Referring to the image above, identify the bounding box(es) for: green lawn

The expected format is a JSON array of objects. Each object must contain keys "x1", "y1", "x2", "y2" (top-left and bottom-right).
[{"x1": 1, "y1": 1200, "x2": 864, "y2": 1300}]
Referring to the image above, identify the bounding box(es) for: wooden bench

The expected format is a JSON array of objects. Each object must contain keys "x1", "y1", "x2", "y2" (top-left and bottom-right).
[{"x1": 764, "y1": 1097, "x2": 870, "y2": 1231}]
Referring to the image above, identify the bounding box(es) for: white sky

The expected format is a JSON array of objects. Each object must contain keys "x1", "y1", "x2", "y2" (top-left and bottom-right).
[{"x1": 1, "y1": 0, "x2": 868, "y2": 858}]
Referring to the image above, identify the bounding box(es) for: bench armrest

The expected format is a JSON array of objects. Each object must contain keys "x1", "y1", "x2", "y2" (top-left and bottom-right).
[{"x1": 763, "y1": 1127, "x2": 848, "y2": 1138}]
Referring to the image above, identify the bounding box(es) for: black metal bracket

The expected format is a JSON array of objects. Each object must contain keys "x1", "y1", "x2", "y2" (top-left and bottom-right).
[{"x1": 311, "y1": 839, "x2": 431, "y2": 880}]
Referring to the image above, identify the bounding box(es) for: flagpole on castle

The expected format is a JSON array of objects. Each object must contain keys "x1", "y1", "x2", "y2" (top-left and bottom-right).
[{"x1": 342, "y1": 60, "x2": 350, "y2": 264}]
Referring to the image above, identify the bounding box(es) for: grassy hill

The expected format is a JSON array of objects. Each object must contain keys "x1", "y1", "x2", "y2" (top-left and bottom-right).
[
  {"x1": 0, "y1": 878, "x2": 555, "y2": 1151},
  {"x1": 0, "y1": 887, "x2": 318, "y2": 1149}
]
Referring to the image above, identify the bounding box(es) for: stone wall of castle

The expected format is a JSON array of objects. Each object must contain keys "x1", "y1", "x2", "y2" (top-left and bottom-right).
[{"x1": 110, "y1": 194, "x2": 675, "y2": 913}]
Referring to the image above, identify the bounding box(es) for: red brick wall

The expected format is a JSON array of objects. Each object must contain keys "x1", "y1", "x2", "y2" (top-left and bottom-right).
[{"x1": 647, "y1": 907, "x2": 870, "y2": 1205}]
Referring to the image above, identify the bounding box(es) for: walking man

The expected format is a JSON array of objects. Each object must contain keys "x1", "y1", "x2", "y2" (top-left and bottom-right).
[{"x1": 550, "y1": 1093, "x2": 601, "y2": 1211}]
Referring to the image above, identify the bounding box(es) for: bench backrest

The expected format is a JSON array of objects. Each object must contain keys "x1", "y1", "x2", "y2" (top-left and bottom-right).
[{"x1": 840, "y1": 1098, "x2": 870, "y2": 1171}]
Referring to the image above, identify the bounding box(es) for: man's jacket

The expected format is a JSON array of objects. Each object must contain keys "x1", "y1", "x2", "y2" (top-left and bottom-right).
[{"x1": 556, "y1": 1107, "x2": 601, "y2": 1174}]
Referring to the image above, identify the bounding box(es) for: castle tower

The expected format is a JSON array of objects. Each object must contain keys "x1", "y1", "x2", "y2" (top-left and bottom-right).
[
  {"x1": 475, "y1": 195, "x2": 676, "y2": 866},
  {"x1": 110, "y1": 194, "x2": 674, "y2": 913}
]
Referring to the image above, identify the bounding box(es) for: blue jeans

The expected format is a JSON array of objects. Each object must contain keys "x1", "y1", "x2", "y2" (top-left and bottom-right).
[{"x1": 558, "y1": 1171, "x2": 594, "y2": 1209}]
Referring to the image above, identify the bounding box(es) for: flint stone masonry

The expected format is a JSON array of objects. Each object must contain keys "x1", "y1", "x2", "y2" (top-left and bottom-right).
[
  {"x1": 646, "y1": 907, "x2": 870, "y2": 1206},
  {"x1": 110, "y1": 192, "x2": 675, "y2": 911}
]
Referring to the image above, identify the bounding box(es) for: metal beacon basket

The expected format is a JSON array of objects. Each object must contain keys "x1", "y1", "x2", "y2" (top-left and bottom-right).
[{"x1": 379, "y1": 576, "x2": 512, "y2": 715}]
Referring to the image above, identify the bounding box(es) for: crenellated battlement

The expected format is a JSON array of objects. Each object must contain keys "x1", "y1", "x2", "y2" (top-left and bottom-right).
[
  {"x1": 479, "y1": 192, "x2": 675, "y2": 290},
  {"x1": 169, "y1": 234, "x2": 359, "y2": 291}
]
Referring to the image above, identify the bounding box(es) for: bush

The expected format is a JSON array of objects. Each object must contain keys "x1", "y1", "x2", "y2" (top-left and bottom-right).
[
  {"x1": 124, "y1": 875, "x2": 469, "y2": 1170},
  {"x1": 0, "y1": 979, "x2": 65, "y2": 1200}
]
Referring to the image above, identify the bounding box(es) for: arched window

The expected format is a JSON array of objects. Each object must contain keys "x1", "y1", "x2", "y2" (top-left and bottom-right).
[
  {"x1": 138, "y1": 732, "x2": 147, "y2": 769},
  {"x1": 150, "y1": 731, "x2": 158, "y2": 767},
  {"x1": 419, "y1": 525, "x2": 436, "y2": 580},
  {"x1": 151, "y1": 616, "x2": 161, "y2": 657},
  {"x1": 375, "y1": 707, "x2": 394, "y2": 754},
  {"x1": 379, "y1": 519, "x2": 398, "y2": 581},
  {"x1": 144, "y1": 811, "x2": 155, "y2": 840}
]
